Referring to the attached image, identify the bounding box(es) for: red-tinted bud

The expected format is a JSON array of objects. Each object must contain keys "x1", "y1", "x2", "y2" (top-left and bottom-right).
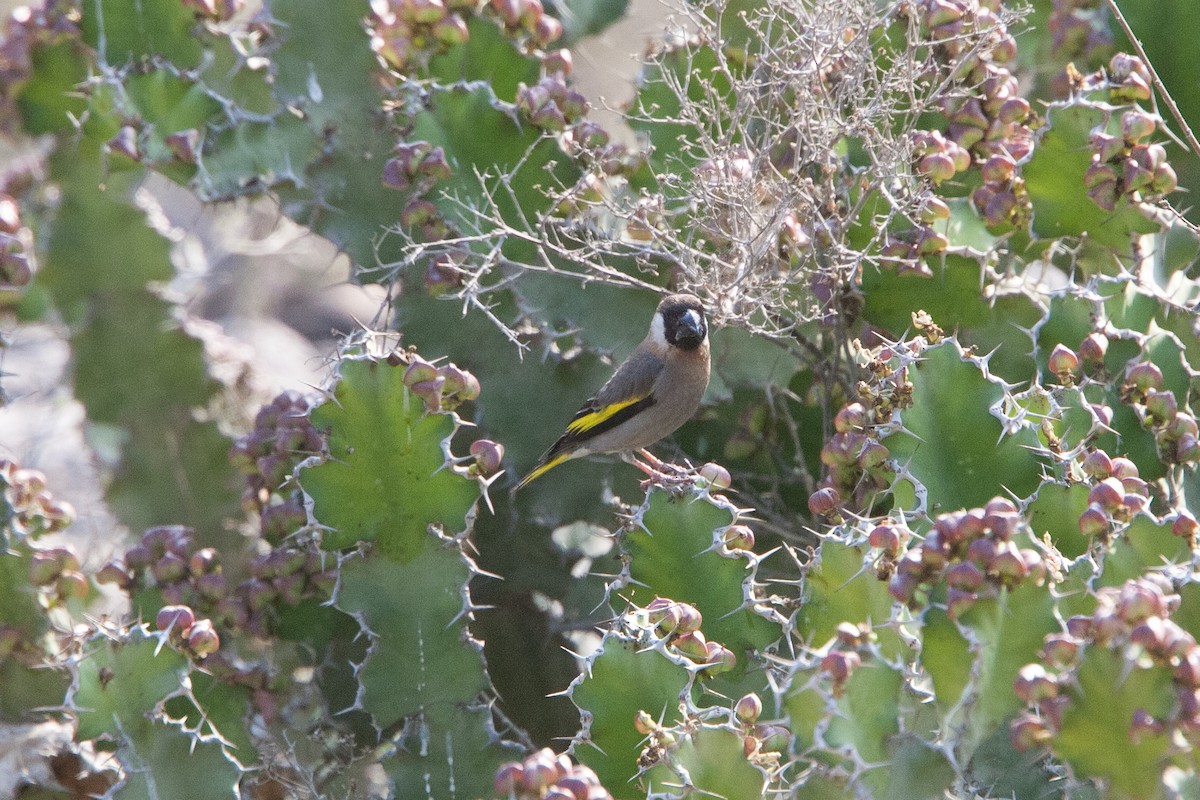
[
  {"x1": 868, "y1": 524, "x2": 901, "y2": 555},
  {"x1": 820, "y1": 649, "x2": 861, "y2": 682},
  {"x1": 834, "y1": 402, "x2": 868, "y2": 433},
  {"x1": 1047, "y1": 344, "x2": 1079, "y2": 379},
  {"x1": 672, "y1": 630, "x2": 708, "y2": 660},
  {"x1": 1078, "y1": 503, "x2": 1109, "y2": 537},
  {"x1": 1129, "y1": 616, "x2": 1167, "y2": 655},
  {"x1": 1126, "y1": 361, "x2": 1164, "y2": 393},
  {"x1": 1104, "y1": 458, "x2": 1135, "y2": 481},
  {"x1": 698, "y1": 462, "x2": 732, "y2": 490},
  {"x1": 469, "y1": 439, "x2": 504, "y2": 475},
  {"x1": 156, "y1": 604, "x2": 196, "y2": 635},
  {"x1": 1011, "y1": 714, "x2": 1051, "y2": 751},
  {"x1": 946, "y1": 587, "x2": 978, "y2": 620},
  {"x1": 807, "y1": 487, "x2": 841, "y2": 517},
  {"x1": 1088, "y1": 477, "x2": 1125, "y2": 511},
  {"x1": 57, "y1": 570, "x2": 89, "y2": 599},
  {"x1": 1041, "y1": 633, "x2": 1079, "y2": 666},
  {"x1": 1078, "y1": 332, "x2": 1108, "y2": 364},
  {"x1": 703, "y1": 641, "x2": 737, "y2": 674},
  {"x1": 735, "y1": 692, "x2": 763, "y2": 723},
  {"x1": 164, "y1": 129, "x2": 201, "y2": 164},
  {"x1": 186, "y1": 618, "x2": 220, "y2": 657},
  {"x1": 946, "y1": 561, "x2": 986, "y2": 591},
  {"x1": 722, "y1": 525, "x2": 755, "y2": 551},
  {"x1": 96, "y1": 561, "x2": 133, "y2": 589},
  {"x1": 189, "y1": 548, "x2": 220, "y2": 577},
  {"x1": 1014, "y1": 663, "x2": 1058, "y2": 703},
  {"x1": 1173, "y1": 513, "x2": 1198, "y2": 540},
  {"x1": 1120, "y1": 110, "x2": 1157, "y2": 144},
  {"x1": 1081, "y1": 450, "x2": 1113, "y2": 479}
]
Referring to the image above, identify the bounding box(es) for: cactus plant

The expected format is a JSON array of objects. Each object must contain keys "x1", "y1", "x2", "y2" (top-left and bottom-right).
[{"x1": 2, "y1": 0, "x2": 1200, "y2": 797}]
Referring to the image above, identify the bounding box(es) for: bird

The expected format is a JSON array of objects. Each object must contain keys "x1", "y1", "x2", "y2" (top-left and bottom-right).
[{"x1": 517, "y1": 293, "x2": 710, "y2": 489}]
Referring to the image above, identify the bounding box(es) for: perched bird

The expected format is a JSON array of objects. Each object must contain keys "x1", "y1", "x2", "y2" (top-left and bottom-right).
[{"x1": 517, "y1": 293, "x2": 710, "y2": 489}]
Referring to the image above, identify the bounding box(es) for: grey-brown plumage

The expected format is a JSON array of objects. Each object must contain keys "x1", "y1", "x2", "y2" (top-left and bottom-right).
[{"x1": 517, "y1": 294, "x2": 710, "y2": 488}]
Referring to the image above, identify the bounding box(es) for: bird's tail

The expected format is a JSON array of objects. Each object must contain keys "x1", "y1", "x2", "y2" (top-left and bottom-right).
[{"x1": 515, "y1": 452, "x2": 574, "y2": 491}]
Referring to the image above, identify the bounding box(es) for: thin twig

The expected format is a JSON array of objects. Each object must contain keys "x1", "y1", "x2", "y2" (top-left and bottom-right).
[{"x1": 1105, "y1": 0, "x2": 1200, "y2": 162}]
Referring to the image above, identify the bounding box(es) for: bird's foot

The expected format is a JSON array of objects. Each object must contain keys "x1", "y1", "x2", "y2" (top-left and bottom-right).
[{"x1": 630, "y1": 449, "x2": 695, "y2": 490}]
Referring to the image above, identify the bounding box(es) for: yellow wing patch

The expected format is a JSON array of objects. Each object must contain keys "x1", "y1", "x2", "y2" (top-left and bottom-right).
[{"x1": 565, "y1": 395, "x2": 648, "y2": 435}]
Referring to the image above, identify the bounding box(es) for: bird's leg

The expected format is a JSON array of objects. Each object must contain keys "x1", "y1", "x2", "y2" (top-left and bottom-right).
[{"x1": 626, "y1": 449, "x2": 694, "y2": 489}]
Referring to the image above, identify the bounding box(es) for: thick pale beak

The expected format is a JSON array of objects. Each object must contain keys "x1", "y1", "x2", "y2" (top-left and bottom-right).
[{"x1": 674, "y1": 309, "x2": 705, "y2": 348}]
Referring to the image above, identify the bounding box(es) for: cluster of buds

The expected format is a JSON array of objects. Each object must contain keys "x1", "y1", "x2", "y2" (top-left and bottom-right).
[
  {"x1": 392, "y1": 351, "x2": 481, "y2": 413},
  {"x1": 809, "y1": 400, "x2": 894, "y2": 520},
  {"x1": 369, "y1": 0, "x2": 473, "y2": 72},
  {"x1": 381, "y1": 140, "x2": 455, "y2": 241},
  {"x1": 516, "y1": 74, "x2": 588, "y2": 133},
  {"x1": 946, "y1": 80, "x2": 1032, "y2": 163},
  {"x1": 730, "y1": 692, "x2": 789, "y2": 764},
  {"x1": 914, "y1": 0, "x2": 1015, "y2": 64},
  {"x1": 879, "y1": 223, "x2": 948, "y2": 277},
  {"x1": 382, "y1": 141, "x2": 452, "y2": 194},
  {"x1": 229, "y1": 391, "x2": 322, "y2": 540},
  {"x1": 493, "y1": 748, "x2": 612, "y2": 800},
  {"x1": 423, "y1": 248, "x2": 466, "y2": 296},
  {"x1": 1046, "y1": 0, "x2": 1114, "y2": 92},
  {"x1": 819, "y1": 621, "x2": 876, "y2": 698},
  {"x1": 971, "y1": 149, "x2": 1029, "y2": 230},
  {"x1": 97, "y1": 525, "x2": 335, "y2": 638},
  {"x1": 1012, "y1": 574, "x2": 1200, "y2": 752},
  {"x1": 0, "y1": 460, "x2": 75, "y2": 538},
  {"x1": 399, "y1": 196, "x2": 448, "y2": 241},
  {"x1": 28, "y1": 545, "x2": 88, "y2": 606},
  {"x1": 1119, "y1": 361, "x2": 1199, "y2": 465},
  {"x1": 911, "y1": 0, "x2": 1037, "y2": 230},
  {"x1": 916, "y1": 0, "x2": 1033, "y2": 154},
  {"x1": 1085, "y1": 108, "x2": 1177, "y2": 212},
  {"x1": 886, "y1": 498, "x2": 1051, "y2": 618},
  {"x1": 1076, "y1": 451, "x2": 1152, "y2": 538},
  {"x1": 911, "y1": 130, "x2": 970, "y2": 185},
  {"x1": 1105, "y1": 52, "x2": 1153, "y2": 104},
  {"x1": 644, "y1": 598, "x2": 736, "y2": 676},
  {"x1": 487, "y1": 0, "x2": 563, "y2": 50},
  {"x1": 155, "y1": 604, "x2": 221, "y2": 660}
]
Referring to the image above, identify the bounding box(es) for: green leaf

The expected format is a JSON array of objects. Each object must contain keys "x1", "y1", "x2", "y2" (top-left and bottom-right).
[
  {"x1": 1025, "y1": 103, "x2": 1159, "y2": 253},
  {"x1": 72, "y1": 630, "x2": 241, "y2": 800},
  {"x1": 571, "y1": 636, "x2": 690, "y2": 793},
  {"x1": 884, "y1": 342, "x2": 1046, "y2": 513},
  {"x1": 645, "y1": 727, "x2": 767, "y2": 800},
  {"x1": 80, "y1": 0, "x2": 203, "y2": 67},
  {"x1": 301, "y1": 358, "x2": 477, "y2": 561},
  {"x1": 1055, "y1": 647, "x2": 1175, "y2": 799},
  {"x1": 623, "y1": 491, "x2": 778, "y2": 661}
]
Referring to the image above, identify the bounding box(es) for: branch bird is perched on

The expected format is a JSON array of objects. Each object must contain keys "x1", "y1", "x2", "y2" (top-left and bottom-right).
[{"x1": 517, "y1": 294, "x2": 710, "y2": 489}]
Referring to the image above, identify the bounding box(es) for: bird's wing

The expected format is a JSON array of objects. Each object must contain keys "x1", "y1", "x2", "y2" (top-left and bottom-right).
[{"x1": 546, "y1": 349, "x2": 664, "y2": 456}]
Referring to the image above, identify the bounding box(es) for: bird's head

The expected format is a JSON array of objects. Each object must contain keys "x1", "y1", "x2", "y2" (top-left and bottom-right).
[{"x1": 653, "y1": 294, "x2": 708, "y2": 351}]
